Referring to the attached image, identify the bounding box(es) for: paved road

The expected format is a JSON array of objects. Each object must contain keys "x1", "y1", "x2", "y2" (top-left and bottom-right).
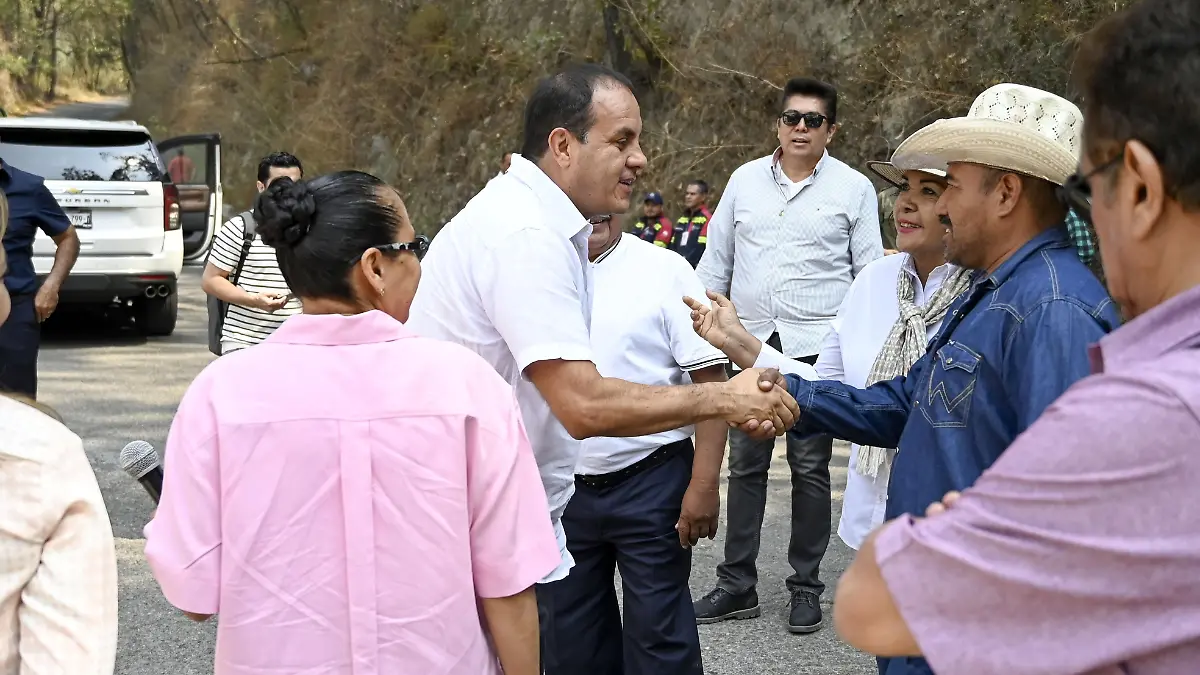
[
  {"x1": 38, "y1": 266, "x2": 876, "y2": 674},
  {"x1": 26, "y1": 97, "x2": 131, "y2": 120}
]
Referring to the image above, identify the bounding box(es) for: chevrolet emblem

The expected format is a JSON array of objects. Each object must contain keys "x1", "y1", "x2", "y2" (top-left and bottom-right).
[{"x1": 65, "y1": 187, "x2": 82, "y2": 194}]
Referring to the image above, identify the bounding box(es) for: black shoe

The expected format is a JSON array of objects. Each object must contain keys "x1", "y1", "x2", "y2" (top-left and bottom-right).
[
  {"x1": 788, "y1": 589, "x2": 823, "y2": 634},
  {"x1": 693, "y1": 587, "x2": 761, "y2": 625}
]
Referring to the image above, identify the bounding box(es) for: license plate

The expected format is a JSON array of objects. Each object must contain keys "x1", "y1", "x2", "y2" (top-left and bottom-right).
[{"x1": 65, "y1": 209, "x2": 93, "y2": 229}]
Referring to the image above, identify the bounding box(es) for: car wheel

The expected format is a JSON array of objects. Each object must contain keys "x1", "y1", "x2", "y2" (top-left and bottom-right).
[{"x1": 136, "y1": 292, "x2": 178, "y2": 336}]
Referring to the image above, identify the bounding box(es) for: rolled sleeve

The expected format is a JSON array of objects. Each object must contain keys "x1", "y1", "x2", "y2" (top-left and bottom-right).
[
  {"x1": 479, "y1": 228, "x2": 592, "y2": 372},
  {"x1": 875, "y1": 374, "x2": 1200, "y2": 675},
  {"x1": 143, "y1": 376, "x2": 222, "y2": 615},
  {"x1": 33, "y1": 183, "x2": 71, "y2": 237},
  {"x1": 467, "y1": 390, "x2": 561, "y2": 598}
]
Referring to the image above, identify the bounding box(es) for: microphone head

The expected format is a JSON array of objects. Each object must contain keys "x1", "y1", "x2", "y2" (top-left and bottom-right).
[{"x1": 120, "y1": 440, "x2": 160, "y2": 480}]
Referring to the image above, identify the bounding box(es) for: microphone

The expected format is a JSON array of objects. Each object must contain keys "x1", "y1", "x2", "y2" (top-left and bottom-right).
[{"x1": 120, "y1": 440, "x2": 163, "y2": 504}]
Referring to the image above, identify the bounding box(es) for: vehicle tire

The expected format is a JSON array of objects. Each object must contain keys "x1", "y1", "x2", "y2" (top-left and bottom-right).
[{"x1": 136, "y1": 292, "x2": 178, "y2": 336}]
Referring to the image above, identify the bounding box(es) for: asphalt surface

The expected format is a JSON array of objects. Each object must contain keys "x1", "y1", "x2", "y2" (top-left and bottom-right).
[
  {"x1": 26, "y1": 97, "x2": 131, "y2": 120},
  {"x1": 38, "y1": 265, "x2": 876, "y2": 675}
]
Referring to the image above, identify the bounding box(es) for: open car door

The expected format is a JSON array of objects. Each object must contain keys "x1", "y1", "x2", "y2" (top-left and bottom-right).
[{"x1": 156, "y1": 133, "x2": 222, "y2": 261}]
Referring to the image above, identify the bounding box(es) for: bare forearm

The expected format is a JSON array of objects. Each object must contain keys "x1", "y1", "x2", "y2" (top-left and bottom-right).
[
  {"x1": 723, "y1": 332, "x2": 763, "y2": 370},
  {"x1": 580, "y1": 377, "x2": 733, "y2": 439},
  {"x1": 45, "y1": 235, "x2": 80, "y2": 288},
  {"x1": 689, "y1": 364, "x2": 729, "y2": 484},
  {"x1": 481, "y1": 587, "x2": 540, "y2": 675},
  {"x1": 201, "y1": 267, "x2": 256, "y2": 307},
  {"x1": 692, "y1": 418, "x2": 727, "y2": 484}
]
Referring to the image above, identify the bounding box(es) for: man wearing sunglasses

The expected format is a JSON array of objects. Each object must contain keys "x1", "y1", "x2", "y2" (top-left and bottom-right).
[
  {"x1": 831, "y1": 1, "x2": 1200, "y2": 672},
  {"x1": 693, "y1": 77, "x2": 884, "y2": 634},
  {"x1": 773, "y1": 82, "x2": 1122, "y2": 675}
]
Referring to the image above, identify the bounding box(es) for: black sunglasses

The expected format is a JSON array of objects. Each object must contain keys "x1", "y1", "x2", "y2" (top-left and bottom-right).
[
  {"x1": 370, "y1": 234, "x2": 430, "y2": 261},
  {"x1": 780, "y1": 110, "x2": 827, "y2": 130},
  {"x1": 1057, "y1": 151, "x2": 1125, "y2": 227}
]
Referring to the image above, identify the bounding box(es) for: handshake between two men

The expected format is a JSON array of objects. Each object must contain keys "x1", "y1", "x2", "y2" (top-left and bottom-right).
[{"x1": 684, "y1": 289, "x2": 797, "y2": 439}]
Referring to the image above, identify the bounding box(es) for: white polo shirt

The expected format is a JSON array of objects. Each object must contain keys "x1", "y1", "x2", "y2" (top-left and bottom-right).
[
  {"x1": 405, "y1": 153, "x2": 592, "y2": 582},
  {"x1": 578, "y1": 234, "x2": 728, "y2": 475}
]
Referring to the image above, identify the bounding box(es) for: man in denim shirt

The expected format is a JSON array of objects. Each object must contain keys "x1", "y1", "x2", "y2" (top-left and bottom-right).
[{"x1": 780, "y1": 84, "x2": 1122, "y2": 675}]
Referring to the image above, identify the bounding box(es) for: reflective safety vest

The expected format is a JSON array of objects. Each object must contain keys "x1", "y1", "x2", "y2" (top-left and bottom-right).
[
  {"x1": 672, "y1": 206, "x2": 712, "y2": 268},
  {"x1": 633, "y1": 215, "x2": 674, "y2": 247}
]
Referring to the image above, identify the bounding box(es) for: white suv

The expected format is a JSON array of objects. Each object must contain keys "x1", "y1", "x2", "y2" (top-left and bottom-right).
[{"x1": 0, "y1": 117, "x2": 222, "y2": 335}]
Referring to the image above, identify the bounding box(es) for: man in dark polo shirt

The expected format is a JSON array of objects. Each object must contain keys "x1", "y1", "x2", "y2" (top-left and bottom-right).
[{"x1": 0, "y1": 158, "x2": 79, "y2": 398}]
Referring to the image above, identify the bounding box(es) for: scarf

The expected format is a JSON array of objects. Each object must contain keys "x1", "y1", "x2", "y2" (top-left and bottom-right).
[{"x1": 855, "y1": 260, "x2": 972, "y2": 480}]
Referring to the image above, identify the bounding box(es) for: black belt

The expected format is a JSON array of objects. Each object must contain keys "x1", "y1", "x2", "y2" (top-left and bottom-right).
[{"x1": 575, "y1": 438, "x2": 692, "y2": 490}]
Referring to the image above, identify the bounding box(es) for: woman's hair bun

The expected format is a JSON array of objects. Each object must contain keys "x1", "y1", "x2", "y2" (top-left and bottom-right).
[{"x1": 255, "y1": 177, "x2": 317, "y2": 248}]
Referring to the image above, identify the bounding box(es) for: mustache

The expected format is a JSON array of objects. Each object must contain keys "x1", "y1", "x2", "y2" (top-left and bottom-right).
[{"x1": 939, "y1": 215, "x2": 953, "y2": 227}]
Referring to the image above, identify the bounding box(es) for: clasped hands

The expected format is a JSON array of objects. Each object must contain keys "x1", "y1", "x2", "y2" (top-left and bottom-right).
[{"x1": 684, "y1": 290, "x2": 800, "y2": 440}]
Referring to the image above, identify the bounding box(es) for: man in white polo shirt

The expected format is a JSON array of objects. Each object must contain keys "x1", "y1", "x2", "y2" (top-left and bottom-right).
[
  {"x1": 539, "y1": 214, "x2": 727, "y2": 674},
  {"x1": 405, "y1": 63, "x2": 799, "y2": 667}
]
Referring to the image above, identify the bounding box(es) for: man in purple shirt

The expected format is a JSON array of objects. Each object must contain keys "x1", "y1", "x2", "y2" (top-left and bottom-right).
[{"x1": 833, "y1": 0, "x2": 1200, "y2": 672}]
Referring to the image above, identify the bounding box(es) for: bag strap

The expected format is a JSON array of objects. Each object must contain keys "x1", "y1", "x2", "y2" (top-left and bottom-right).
[{"x1": 229, "y1": 210, "x2": 256, "y2": 287}]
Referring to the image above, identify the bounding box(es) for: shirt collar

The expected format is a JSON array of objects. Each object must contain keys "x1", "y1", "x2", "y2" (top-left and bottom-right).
[
  {"x1": 264, "y1": 310, "x2": 414, "y2": 346},
  {"x1": 1091, "y1": 283, "x2": 1200, "y2": 373},
  {"x1": 591, "y1": 232, "x2": 624, "y2": 265},
  {"x1": 980, "y1": 225, "x2": 1073, "y2": 288},
  {"x1": 506, "y1": 153, "x2": 590, "y2": 239},
  {"x1": 771, "y1": 148, "x2": 828, "y2": 186},
  {"x1": 899, "y1": 253, "x2": 961, "y2": 293}
]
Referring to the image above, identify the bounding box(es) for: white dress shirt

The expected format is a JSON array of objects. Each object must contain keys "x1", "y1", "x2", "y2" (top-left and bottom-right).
[
  {"x1": 754, "y1": 253, "x2": 960, "y2": 549},
  {"x1": 578, "y1": 234, "x2": 728, "y2": 474},
  {"x1": 697, "y1": 149, "x2": 884, "y2": 358},
  {"x1": 406, "y1": 153, "x2": 592, "y2": 582},
  {"x1": 0, "y1": 395, "x2": 118, "y2": 675}
]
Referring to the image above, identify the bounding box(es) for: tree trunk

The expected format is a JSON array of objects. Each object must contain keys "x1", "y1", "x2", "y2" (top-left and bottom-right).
[
  {"x1": 602, "y1": 1, "x2": 632, "y2": 76},
  {"x1": 46, "y1": 7, "x2": 60, "y2": 101}
]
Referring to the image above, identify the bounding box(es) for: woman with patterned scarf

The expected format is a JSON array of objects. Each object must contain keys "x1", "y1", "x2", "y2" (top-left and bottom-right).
[{"x1": 684, "y1": 140, "x2": 970, "y2": 550}]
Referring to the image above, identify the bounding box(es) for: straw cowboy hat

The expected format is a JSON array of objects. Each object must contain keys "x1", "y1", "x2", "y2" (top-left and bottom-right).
[
  {"x1": 867, "y1": 136, "x2": 948, "y2": 190},
  {"x1": 888, "y1": 83, "x2": 1084, "y2": 187}
]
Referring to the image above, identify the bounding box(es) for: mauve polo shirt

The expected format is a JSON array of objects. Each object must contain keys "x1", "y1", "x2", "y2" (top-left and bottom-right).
[{"x1": 875, "y1": 282, "x2": 1200, "y2": 674}]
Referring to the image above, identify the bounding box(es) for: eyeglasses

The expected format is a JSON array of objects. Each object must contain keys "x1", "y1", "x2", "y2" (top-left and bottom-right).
[
  {"x1": 1058, "y1": 151, "x2": 1125, "y2": 227},
  {"x1": 371, "y1": 234, "x2": 430, "y2": 261},
  {"x1": 780, "y1": 110, "x2": 827, "y2": 130}
]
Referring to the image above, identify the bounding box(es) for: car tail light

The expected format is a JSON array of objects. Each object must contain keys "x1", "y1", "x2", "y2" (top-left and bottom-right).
[{"x1": 163, "y1": 183, "x2": 181, "y2": 231}]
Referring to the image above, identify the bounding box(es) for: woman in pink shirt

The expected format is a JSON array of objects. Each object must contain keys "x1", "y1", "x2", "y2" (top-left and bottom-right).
[{"x1": 144, "y1": 171, "x2": 560, "y2": 675}]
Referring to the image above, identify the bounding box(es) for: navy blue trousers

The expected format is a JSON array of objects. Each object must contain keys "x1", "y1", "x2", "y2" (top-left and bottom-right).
[
  {"x1": 0, "y1": 295, "x2": 40, "y2": 398},
  {"x1": 539, "y1": 444, "x2": 703, "y2": 675}
]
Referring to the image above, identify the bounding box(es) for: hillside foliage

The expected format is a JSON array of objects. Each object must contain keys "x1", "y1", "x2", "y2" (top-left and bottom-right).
[
  {"x1": 0, "y1": 0, "x2": 130, "y2": 111},
  {"x1": 120, "y1": 0, "x2": 1133, "y2": 232}
]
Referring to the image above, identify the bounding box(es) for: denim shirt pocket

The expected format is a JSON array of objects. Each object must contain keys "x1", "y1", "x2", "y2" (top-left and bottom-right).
[{"x1": 919, "y1": 340, "x2": 982, "y2": 428}]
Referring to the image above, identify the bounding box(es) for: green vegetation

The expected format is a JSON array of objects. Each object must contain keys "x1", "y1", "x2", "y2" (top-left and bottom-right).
[{"x1": 0, "y1": 0, "x2": 130, "y2": 111}]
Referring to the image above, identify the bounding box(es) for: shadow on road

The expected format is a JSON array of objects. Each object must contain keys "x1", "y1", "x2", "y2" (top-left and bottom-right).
[{"x1": 40, "y1": 305, "x2": 149, "y2": 348}]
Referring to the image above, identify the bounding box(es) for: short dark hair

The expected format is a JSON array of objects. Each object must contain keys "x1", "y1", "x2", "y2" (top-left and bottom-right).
[
  {"x1": 257, "y1": 151, "x2": 303, "y2": 184},
  {"x1": 255, "y1": 171, "x2": 403, "y2": 302},
  {"x1": 689, "y1": 179, "x2": 709, "y2": 194},
  {"x1": 781, "y1": 77, "x2": 838, "y2": 124},
  {"x1": 520, "y1": 64, "x2": 634, "y2": 161},
  {"x1": 1073, "y1": 0, "x2": 1200, "y2": 209}
]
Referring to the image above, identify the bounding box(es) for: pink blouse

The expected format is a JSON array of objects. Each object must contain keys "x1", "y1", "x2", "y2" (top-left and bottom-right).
[{"x1": 144, "y1": 310, "x2": 560, "y2": 675}]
